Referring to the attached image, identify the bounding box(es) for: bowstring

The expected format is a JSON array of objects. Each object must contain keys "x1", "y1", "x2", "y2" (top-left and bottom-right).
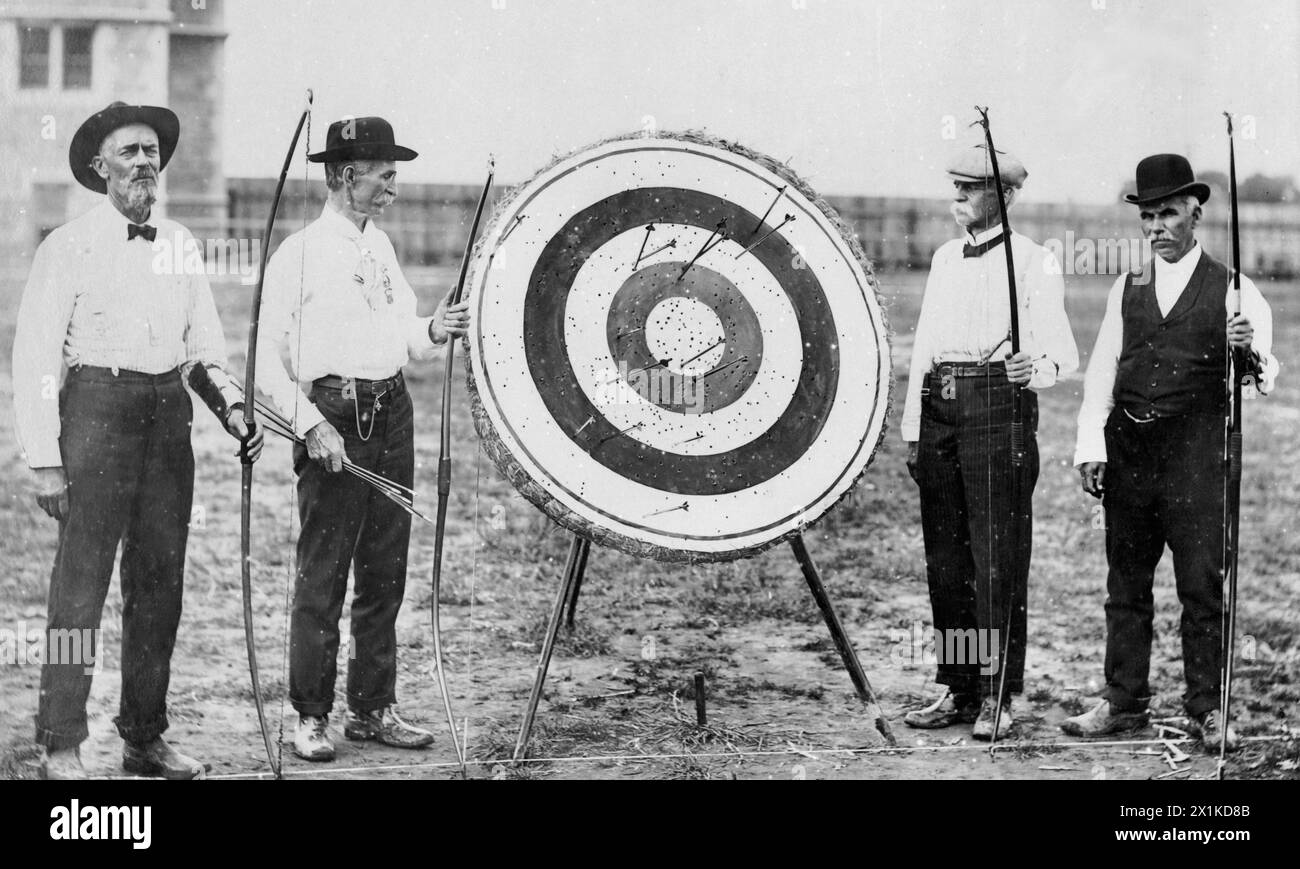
[
  {"x1": 275, "y1": 101, "x2": 312, "y2": 773},
  {"x1": 466, "y1": 431, "x2": 483, "y2": 761},
  {"x1": 982, "y1": 141, "x2": 997, "y2": 722}
]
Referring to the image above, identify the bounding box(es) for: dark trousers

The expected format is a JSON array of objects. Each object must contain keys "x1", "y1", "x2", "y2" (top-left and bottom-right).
[
  {"x1": 36, "y1": 367, "x2": 194, "y2": 751},
  {"x1": 1102, "y1": 409, "x2": 1225, "y2": 717},
  {"x1": 916, "y1": 370, "x2": 1039, "y2": 698},
  {"x1": 289, "y1": 379, "x2": 414, "y2": 717}
]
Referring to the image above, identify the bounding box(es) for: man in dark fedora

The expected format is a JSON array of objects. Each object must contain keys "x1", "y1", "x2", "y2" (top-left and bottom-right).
[
  {"x1": 1064, "y1": 154, "x2": 1278, "y2": 750},
  {"x1": 255, "y1": 115, "x2": 470, "y2": 761},
  {"x1": 12, "y1": 102, "x2": 264, "y2": 779},
  {"x1": 901, "y1": 144, "x2": 1078, "y2": 738}
]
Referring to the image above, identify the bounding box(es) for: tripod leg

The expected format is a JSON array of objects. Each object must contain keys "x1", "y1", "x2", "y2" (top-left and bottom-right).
[
  {"x1": 514, "y1": 535, "x2": 582, "y2": 762},
  {"x1": 563, "y1": 537, "x2": 591, "y2": 631},
  {"x1": 790, "y1": 533, "x2": 895, "y2": 745}
]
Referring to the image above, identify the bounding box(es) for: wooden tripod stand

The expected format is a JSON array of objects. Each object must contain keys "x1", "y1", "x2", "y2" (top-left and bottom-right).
[{"x1": 512, "y1": 531, "x2": 895, "y2": 761}]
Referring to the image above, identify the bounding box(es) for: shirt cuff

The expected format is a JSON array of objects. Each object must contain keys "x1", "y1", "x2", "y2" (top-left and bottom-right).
[
  {"x1": 1027, "y1": 357, "x2": 1058, "y2": 391},
  {"x1": 24, "y1": 442, "x2": 64, "y2": 470},
  {"x1": 1073, "y1": 429, "x2": 1107, "y2": 467},
  {"x1": 293, "y1": 402, "x2": 327, "y2": 439}
]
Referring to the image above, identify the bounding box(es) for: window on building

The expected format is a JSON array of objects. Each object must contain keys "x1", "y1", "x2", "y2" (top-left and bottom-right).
[
  {"x1": 62, "y1": 26, "x2": 93, "y2": 89},
  {"x1": 19, "y1": 25, "x2": 50, "y2": 89}
]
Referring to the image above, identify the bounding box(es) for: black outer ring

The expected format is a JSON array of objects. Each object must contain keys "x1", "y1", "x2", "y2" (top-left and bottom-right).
[{"x1": 523, "y1": 186, "x2": 838, "y2": 496}]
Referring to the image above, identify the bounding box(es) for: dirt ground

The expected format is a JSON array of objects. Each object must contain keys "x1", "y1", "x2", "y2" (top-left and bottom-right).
[{"x1": 1, "y1": 266, "x2": 1296, "y2": 781}]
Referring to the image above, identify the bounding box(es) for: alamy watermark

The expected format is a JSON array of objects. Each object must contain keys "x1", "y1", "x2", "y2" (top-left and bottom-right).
[
  {"x1": 594, "y1": 360, "x2": 708, "y2": 413},
  {"x1": 1041, "y1": 233, "x2": 1153, "y2": 282},
  {"x1": 889, "y1": 620, "x2": 1001, "y2": 675},
  {"x1": 150, "y1": 232, "x2": 262, "y2": 283},
  {"x1": 0, "y1": 622, "x2": 102, "y2": 675}
]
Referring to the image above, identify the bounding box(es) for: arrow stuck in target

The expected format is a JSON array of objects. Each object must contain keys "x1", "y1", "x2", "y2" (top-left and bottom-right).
[
  {"x1": 631, "y1": 224, "x2": 655, "y2": 269},
  {"x1": 599, "y1": 421, "x2": 644, "y2": 444},
  {"x1": 677, "y1": 219, "x2": 728, "y2": 281},
  {"x1": 645, "y1": 501, "x2": 690, "y2": 518},
  {"x1": 735, "y1": 214, "x2": 795, "y2": 258}
]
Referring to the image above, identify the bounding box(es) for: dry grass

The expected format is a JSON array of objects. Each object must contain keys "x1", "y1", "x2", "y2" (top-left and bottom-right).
[{"x1": 1, "y1": 266, "x2": 1295, "y2": 780}]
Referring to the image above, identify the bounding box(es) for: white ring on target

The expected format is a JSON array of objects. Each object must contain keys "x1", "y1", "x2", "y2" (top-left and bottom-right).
[
  {"x1": 564, "y1": 223, "x2": 802, "y2": 457},
  {"x1": 466, "y1": 135, "x2": 890, "y2": 559}
]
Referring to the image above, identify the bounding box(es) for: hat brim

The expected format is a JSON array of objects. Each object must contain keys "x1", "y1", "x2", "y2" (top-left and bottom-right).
[
  {"x1": 307, "y1": 144, "x2": 419, "y2": 163},
  {"x1": 947, "y1": 170, "x2": 1025, "y2": 189},
  {"x1": 69, "y1": 105, "x2": 179, "y2": 194},
  {"x1": 1124, "y1": 181, "x2": 1211, "y2": 206}
]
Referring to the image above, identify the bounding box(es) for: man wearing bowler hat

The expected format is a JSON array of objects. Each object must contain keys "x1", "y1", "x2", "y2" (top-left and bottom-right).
[
  {"x1": 12, "y1": 102, "x2": 264, "y2": 779},
  {"x1": 255, "y1": 115, "x2": 470, "y2": 761},
  {"x1": 901, "y1": 143, "x2": 1078, "y2": 738},
  {"x1": 1064, "y1": 155, "x2": 1278, "y2": 750}
]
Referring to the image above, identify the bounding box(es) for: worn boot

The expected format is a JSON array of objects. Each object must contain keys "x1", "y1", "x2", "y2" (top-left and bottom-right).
[
  {"x1": 972, "y1": 697, "x2": 1015, "y2": 740},
  {"x1": 1189, "y1": 710, "x2": 1240, "y2": 753},
  {"x1": 1060, "y1": 700, "x2": 1149, "y2": 738},
  {"x1": 42, "y1": 747, "x2": 89, "y2": 781},
  {"x1": 903, "y1": 691, "x2": 980, "y2": 729},
  {"x1": 344, "y1": 706, "x2": 434, "y2": 749},
  {"x1": 122, "y1": 737, "x2": 205, "y2": 780},
  {"x1": 293, "y1": 714, "x2": 336, "y2": 762}
]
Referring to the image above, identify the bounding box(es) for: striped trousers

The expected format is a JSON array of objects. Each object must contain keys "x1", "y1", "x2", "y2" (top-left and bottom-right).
[{"x1": 915, "y1": 367, "x2": 1038, "y2": 698}]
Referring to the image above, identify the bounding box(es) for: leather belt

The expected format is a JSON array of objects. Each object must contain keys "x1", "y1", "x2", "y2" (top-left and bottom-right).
[
  {"x1": 314, "y1": 372, "x2": 404, "y2": 395},
  {"x1": 931, "y1": 360, "x2": 1007, "y2": 379},
  {"x1": 70, "y1": 365, "x2": 181, "y2": 384},
  {"x1": 1122, "y1": 407, "x2": 1159, "y2": 424}
]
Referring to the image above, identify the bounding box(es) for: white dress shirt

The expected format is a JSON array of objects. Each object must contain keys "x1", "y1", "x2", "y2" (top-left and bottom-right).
[
  {"x1": 256, "y1": 203, "x2": 443, "y2": 436},
  {"x1": 12, "y1": 200, "x2": 231, "y2": 469},
  {"x1": 901, "y1": 224, "x2": 1080, "y2": 442},
  {"x1": 1073, "y1": 242, "x2": 1280, "y2": 465}
]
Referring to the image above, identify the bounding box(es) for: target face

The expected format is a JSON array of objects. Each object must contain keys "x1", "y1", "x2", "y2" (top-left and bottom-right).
[{"x1": 466, "y1": 132, "x2": 891, "y2": 562}]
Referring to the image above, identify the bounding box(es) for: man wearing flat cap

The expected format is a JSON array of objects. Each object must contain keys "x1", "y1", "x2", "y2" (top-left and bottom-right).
[
  {"x1": 901, "y1": 143, "x2": 1078, "y2": 738},
  {"x1": 12, "y1": 102, "x2": 264, "y2": 779},
  {"x1": 255, "y1": 115, "x2": 469, "y2": 761},
  {"x1": 1063, "y1": 155, "x2": 1279, "y2": 751}
]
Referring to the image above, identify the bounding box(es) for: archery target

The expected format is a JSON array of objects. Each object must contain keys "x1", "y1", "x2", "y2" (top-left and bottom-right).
[{"x1": 465, "y1": 132, "x2": 891, "y2": 562}]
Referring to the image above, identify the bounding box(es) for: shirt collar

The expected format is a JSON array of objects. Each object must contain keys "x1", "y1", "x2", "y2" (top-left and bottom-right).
[
  {"x1": 1153, "y1": 240, "x2": 1201, "y2": 280},
  {"x1": 965, "y1": 223, "x2": 1007, "y2": 245},
  {"x1": 320, "y1": 201, "x2": 374, "y2": 242},
  {"x1": 95, "y1": 198, "x2": 153, "y2": 235}
]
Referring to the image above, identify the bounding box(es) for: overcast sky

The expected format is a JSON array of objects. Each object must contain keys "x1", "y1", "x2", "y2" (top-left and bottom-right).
[{"x1": 224, "y1": 0, "x2": 1298, "y2": 203}]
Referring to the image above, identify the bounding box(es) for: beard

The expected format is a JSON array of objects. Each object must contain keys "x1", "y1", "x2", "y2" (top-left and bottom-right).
[{"x1": 115, "y1": 173, "x2": 157, "y2": 218}]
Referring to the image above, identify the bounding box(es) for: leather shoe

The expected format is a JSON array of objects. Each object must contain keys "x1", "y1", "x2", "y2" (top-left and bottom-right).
[
  {"x1": 344, "y1": 706, "x2": 434, "y2": 749},
  {"x1": 294, "y1": 714, "x2": 335, "y2": 761},
  {"x1": 903, "y1": 690, "x2": 979, "y2": 729},
  {"x1": 1060, "y1": 699, "x2": 1149, "y2": 738},
  {"x1": 42, "y1": 747, "x2": 89, "y2": 780},
  {"x1": 122, "y1": 737, "x2": 205, "y2": 780},
  {"x1": 1189, "y1": 710, "x2": 1240, "y2": 753},
  {"x1": 972, "y1": 696, "x2": 1014, "y2": 740}
]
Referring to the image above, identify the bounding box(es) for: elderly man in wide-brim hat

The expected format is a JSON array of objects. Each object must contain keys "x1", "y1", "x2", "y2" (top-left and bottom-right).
[
  {"x1": 254, "y1": 115, "x2": 469, "y2": 761},
  {"x1": 1064, "y1": 155, "x2": 1279, "y2": 751},
  {"x1": 900, "y1": 143, "x2": 1078, "y2": 738},
  {"x1": 12, "y1": 102, "x2": 264, "y2": 779}
]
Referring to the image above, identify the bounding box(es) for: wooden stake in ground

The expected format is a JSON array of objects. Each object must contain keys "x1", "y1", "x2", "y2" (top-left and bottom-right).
[{"x1": 694, "y1": 673, "x2": 707, "y2": 727}]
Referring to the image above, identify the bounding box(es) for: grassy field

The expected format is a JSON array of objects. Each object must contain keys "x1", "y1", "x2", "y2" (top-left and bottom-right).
[{"x1": 0, "y1": 262, "x2": 1296, "y2": 781}]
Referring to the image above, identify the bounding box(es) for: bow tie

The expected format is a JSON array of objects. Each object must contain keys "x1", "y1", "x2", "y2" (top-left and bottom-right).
[
  {"x1": 127, "y1": 223, "x2": 157, "y2": 242},
  {"x1": 962, "y1": 232, "x2": 1006, "y2": 258}
]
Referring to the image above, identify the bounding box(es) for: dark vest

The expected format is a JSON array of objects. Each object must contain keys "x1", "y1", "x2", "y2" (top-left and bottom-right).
[{"x1": 1113, "y1": 250, "x2": 1228, "y2": 418}]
